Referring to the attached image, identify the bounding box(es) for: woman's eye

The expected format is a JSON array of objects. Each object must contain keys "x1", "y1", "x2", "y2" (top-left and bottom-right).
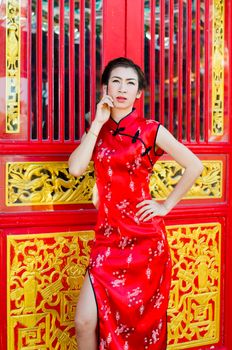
[
  {"x1": 128, "y1": 81, "x2": 135, "y2": 85},
  {"x1": 112, "y1": 79, "x2": 119, "y2": 83}
]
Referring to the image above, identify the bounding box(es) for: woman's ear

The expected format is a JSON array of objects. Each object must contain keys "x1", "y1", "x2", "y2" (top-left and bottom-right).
[
  {"x1": 102, "y1": 85, "x2": 108, "y2": 95},
  {"x1": 136, "y1": 90, "x2": 142, "y2": 99}
]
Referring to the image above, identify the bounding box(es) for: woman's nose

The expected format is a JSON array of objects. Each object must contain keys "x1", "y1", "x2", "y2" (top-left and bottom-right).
[{"x1": 118, "y1": 82, "x2": 127, "y2": 92}]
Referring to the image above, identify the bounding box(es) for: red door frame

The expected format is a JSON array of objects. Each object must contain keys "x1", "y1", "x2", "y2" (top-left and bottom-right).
[
  {"x1": 0, "y1": 1, "x2": 231, "y2": 349},
  {"x1": 224, "y1": 1, "x2": 232, "y2": 349},
  {"x1": 104, "y1": 1, "x2": 232, "y2": 349}
]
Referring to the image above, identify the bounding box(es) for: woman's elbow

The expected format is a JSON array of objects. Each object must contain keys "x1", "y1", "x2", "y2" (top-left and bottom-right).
[
  {"x1": 197, "y1": 159, "x2": 204, "y2": 174},
  {"x1": 192, "y1": 158, "x2": 204, "y2": 177},
  {"x1": 68, "y1": 166, "x2": 82, "y2": 177},
  {"x1": 68, "y1": 160, "x2": 83, "y2": 177}
]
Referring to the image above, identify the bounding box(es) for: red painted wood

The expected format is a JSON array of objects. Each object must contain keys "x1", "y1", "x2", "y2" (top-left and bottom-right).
[
  {"x1": 0, "y1": 231, "x2": 7, "y2": 350},
  {"x1": 27, "y1": 0, "x2": 32, "y2": 141},
  {"x1": 0, "y1": 1, "x2": 232, "y2": 349},
  {"x1": 0, "y1": 2, "x2": 6, "y2": 139},
  {"x1": 1, "y1": 142, "x2": 232, "y2": 156},
  {"x1": 186, "y1": 0, "x2": 192, "y2": 142},
  {"x1": 159, "y1": 0, "x2": 165, "y2": 125},
  {"x1": 48, "y1": 0, "x2": 54, "y2": 141},
  {"x1": 59, "y1": 0, "x2": 65, "y2": 142},
  {"x1": 1, "y1": 206, "x2": 231, "y2": 230},
  {"x1": 90, "y1": 0, "x2": 96, "y2": 122},
  {"x1": 177, "y1": 0, "x2": 183, "y2": 141},
  {"x1": 224, "y1": 0, "x2": 232, "y2": 348},
  {"x1": 126, "y1": 0, "x2": 144, "y2": 115},
  {"x1": 168, "y1": 0, "x2": 174, "y2": 133},
  {"x1": 195, "y1": 0, "x2": 201, "y2": 143},
  {"x1": 150, "y1": 0, "x2": 156, "y2": 121},
  {"x1": 102, "y1": 0, "x2": 126, "y2": 66},
  {"x1": 36, "y1": 1, "x2": 43, "y2": 141},
  {"x1": 79, "y1": 0, "x2": 85, "y2": 138},
  {"x1": 69, "y1": 0, "x2": 75, "y2": 141}
]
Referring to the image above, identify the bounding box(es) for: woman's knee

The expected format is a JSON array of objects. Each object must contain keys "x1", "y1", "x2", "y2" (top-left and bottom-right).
[{"x1": 75, "y1": 313, "x2": 96, "y2": 335}]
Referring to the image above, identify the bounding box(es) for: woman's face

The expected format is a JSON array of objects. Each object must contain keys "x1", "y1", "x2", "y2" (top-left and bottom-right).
[{"x1": 105, "y1": 66, "x2": 142, "y2": 110}]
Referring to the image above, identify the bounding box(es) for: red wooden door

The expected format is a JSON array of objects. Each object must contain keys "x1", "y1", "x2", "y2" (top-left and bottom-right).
[
  {"x1": 0, "y1": 1, "x2": 231, "y2": 350},
  {"x1": 117, "y1": 1, "x2": 232, "y2": 350}
]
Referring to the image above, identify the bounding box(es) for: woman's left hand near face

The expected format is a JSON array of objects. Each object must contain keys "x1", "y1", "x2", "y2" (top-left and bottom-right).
[{"x1": 136, "y1": 200, "x2": 169, "y2": 221}]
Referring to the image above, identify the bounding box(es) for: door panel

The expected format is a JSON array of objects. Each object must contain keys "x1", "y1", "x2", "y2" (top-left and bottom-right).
[{"x1": 126, "y1": 0, "x2": 231, "y2": 349}]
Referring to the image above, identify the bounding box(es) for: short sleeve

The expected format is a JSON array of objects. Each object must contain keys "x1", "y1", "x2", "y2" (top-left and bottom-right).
[{"x1": 153, "y1": 123, "x2": 164, "y2": 157}]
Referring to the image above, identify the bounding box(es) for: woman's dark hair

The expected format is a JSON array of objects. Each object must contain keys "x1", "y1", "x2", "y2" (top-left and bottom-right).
[{"x1": 101, "y1": 57, "x2": 146, "y2": 91}]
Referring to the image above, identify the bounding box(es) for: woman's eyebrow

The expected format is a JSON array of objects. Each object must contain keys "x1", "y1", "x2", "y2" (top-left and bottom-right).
[{"x1": 111, "y1": 76, "x2": 137, "y2": 81}]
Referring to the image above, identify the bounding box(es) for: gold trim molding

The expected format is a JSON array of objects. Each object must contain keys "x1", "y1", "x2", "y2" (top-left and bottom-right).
[
  {"x1": 7, "y1": 231, "x2": 94, "y2": 350},
  {"x1": 6, "y1": 0, "x2": 21, "y2": 133},
  {"x1": 212, "y1": 0, "x2": 225, "y2": 136},
  {"x1": 6, "y1": 160, "x2": 223, "y2": 207},
  {"x1": 167, "y1": 222, "x2": 221, "y2": 349}
]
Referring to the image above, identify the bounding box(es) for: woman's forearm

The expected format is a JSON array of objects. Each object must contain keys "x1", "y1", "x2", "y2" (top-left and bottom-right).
[
  {"x1": 69, "y1": 90, "x2": 113, "y2": 177},
  {"x1": 68, "y1": 120, "x2": 103, "y2": 177},
  {"x1": 163, "y1": 160, "x2": 203, "y2": 211}
]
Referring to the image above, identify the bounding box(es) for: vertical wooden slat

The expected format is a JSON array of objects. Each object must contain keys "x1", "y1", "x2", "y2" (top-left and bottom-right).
[
  {"x1": 177, "y1": 0, "x2": 183, "y2": 141},
  {"x1": 59, "y1": 0, "x2": 65, "y2": 142},
  {"x1": 168, "y1": 0, "x2": 174, "y2": 134},
  {"x1": 103, "y1": 0, "x2": 126, "y2": 67},
  {"x1": 150, "y1": 0, "x2": 155, "y2": 120},
  {"x1": 28, "y1": 0, "x2": 32, "y2": 141},
  {"x1": 126, "y1": 0, "x2": 144, "y2": 114},
  {"x1": 36, "y1": 1, "x2": 43, "y2": 141},
  {"x1": 48, "y1": 0, "x2": 54, "y2": 141},
  {"x1": 195, "y1": 0, "x2": 201, "y2": 143},
  {"x1": 159, "y1": 0, "x2": 165, "y2": 125},
  {"x1": 79, "y1": 0, "x2": 85, "y2": 138},
  {"x1": 90, "y1": 0, "x2": 96, "y2": 122},
  {"x1": 186, "y1": 0, "x2": 192, "y2": 142},
  {"x1": 69, "y1": 0, "x2": 75, "y2": 141}
]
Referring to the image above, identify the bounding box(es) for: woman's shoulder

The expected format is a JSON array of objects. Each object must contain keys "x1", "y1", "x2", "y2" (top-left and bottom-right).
[{"x1": 136, "y1": 116, "x2": 162, "y2": 130}]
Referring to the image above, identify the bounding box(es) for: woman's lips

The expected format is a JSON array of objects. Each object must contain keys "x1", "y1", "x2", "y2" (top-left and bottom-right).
[{"x1": 116, "y1": 96, "x2": 127, "y2": 102}]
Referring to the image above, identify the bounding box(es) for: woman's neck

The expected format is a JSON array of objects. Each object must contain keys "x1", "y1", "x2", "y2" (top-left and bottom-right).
[{"x1": 110, "y1": 107, "x2": 133, "y2": 123}]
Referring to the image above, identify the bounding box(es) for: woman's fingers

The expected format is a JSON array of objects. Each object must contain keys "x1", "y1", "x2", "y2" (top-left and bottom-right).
[
  {"x1": 136, "y1": 204, "x2": 153, "y2": 217},
  {"x1": 100, "y1": 95, "x2": 114, "y2": 108},
  {"x1": 136, "y1": 200, "x2": 151, "y2": 208},
  {"x1": 136, "y1": 200, "x2": 168, "y2": 221},
  {"x1": 139, "y1": 208, "x2": 155, "y2": 221},
  {"x1": 143, "y1": 213, "x2": 156, "y2": 222}
]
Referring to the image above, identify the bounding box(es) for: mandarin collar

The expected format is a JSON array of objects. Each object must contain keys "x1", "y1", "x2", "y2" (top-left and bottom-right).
[{"x1": 108, "y1": 108, "x2": 138, "y2": 129}]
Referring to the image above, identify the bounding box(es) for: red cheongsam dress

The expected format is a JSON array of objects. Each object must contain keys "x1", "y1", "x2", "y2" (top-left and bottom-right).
[{"x1": 88, "y1": 108, "x2": 172, "y2": 350}]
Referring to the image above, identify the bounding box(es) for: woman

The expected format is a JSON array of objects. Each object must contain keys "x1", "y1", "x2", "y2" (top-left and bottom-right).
[{"x1": 69, "y1": 57, "x2": 203, "y2": 350}]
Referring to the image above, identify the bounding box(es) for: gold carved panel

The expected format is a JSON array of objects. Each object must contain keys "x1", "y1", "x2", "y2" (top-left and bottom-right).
[
  {"x1": 166, "y1": 222, "x2": 221, "y2": 349},
  {"x1": 6, "y1": 160, "x2": 223, "y2": 207},
  {"x1": 7, "y1": 231, "x2": 95, "y2": 350},
  {"x1": 6, "y1": 161, "x2": 95, "y2": 206},
  {"x1": 6, "y1": 0, "x2": 21, "y2": 133},
  {"x1": 7, "y1": 223, "x2": 221, "y2": 349},
  {"x1": 150, "y1": 160, "x2": 223, "y2": 200},
  {"x1": 212, "y1": 0, "x2": 225, "y2": 136}
]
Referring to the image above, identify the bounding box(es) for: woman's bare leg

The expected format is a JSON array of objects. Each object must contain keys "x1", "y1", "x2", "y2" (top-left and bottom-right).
[{"x1": 75, "y1": 271, "x2": 98, "y2": 350}]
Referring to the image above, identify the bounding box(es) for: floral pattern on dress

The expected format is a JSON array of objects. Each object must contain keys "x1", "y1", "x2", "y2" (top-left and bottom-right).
[{"x1": 89, "y1": 109, "x2": 171, "y2": 349}]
